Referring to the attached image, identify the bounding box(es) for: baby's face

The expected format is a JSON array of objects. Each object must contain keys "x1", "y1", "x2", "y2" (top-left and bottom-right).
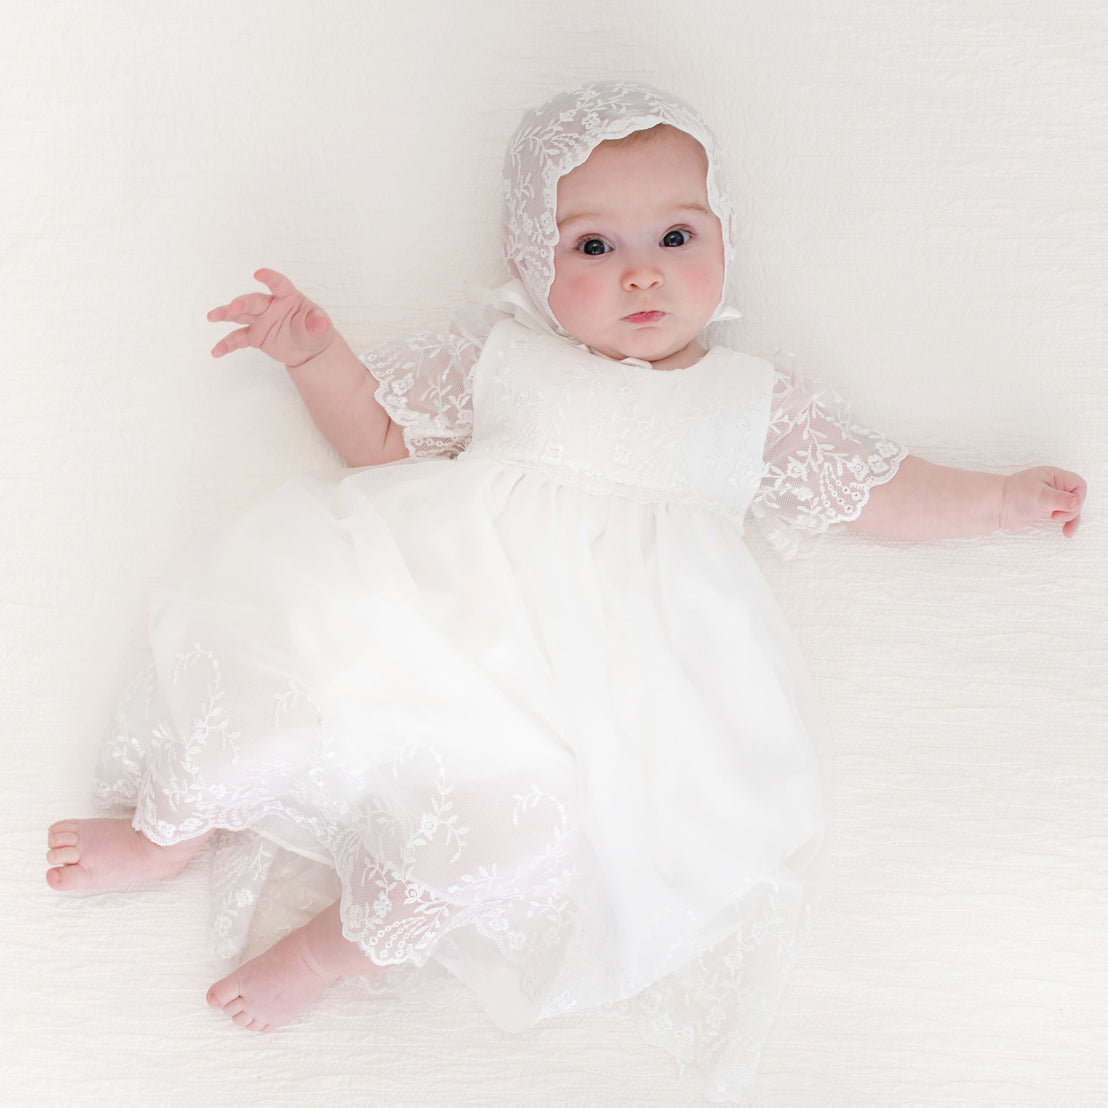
[{"x1": 547, "y1": 126, "x2": 724, "y2": 371}]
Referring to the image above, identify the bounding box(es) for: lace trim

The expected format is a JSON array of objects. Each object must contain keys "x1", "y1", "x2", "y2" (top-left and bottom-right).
[
  {"x1": 603, "y1": 880, "x2": 810, "y2": 1104},
  {"x1": 751, "y1": 357, "x2": 907, "y2": 559},
  {"x1": 361, "y1": 311, "x2": 492, "y2": 458},
  {"x1": 502, "y1": 82, "x2": 740, "y2": 334},
  {"x1": 97, "y1": 647, "x2": 817, "y2": 1102}
]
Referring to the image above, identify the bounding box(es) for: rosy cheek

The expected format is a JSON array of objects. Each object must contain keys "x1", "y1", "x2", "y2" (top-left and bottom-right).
[
  {"x1": 692, "y1": 258, "x2": 725, "y2": 304},
  {"x1": 550, "y1": 268, "x2": 598, "y2": 325}
]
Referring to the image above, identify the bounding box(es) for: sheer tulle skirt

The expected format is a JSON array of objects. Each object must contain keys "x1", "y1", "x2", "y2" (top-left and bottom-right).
[{"x1": 97, "y1": 455, "x2": 826, "y2": 1102}]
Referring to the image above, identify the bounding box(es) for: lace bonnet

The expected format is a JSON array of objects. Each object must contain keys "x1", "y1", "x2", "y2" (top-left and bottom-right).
[{"x1": 502, "y1": 81, "x2": 738, "y2": 336}]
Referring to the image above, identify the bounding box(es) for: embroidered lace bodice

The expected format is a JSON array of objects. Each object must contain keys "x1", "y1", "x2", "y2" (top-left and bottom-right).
[
  {"x1": 366, "y1": 302, "x2": 906, "y2": 555},
  {"x1": 462, "y1": 320, "x2": 772, "y2": 523}
]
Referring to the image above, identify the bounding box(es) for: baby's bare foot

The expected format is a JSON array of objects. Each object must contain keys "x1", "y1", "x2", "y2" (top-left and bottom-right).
[
  {"x1": 207, "y1": 901, "x2": 375, "y2": 1032},
  {"x1": 45, "y1": 818, "x2": 210, "y2": 891},
  {"x1": 206, "y1": 928, "x2": 336, "y2": 1032}
]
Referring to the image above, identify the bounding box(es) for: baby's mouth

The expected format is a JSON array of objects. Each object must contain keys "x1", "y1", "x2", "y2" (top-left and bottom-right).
[{"x1": 622, "y1": 311, "x2": 667, "y2": 324}]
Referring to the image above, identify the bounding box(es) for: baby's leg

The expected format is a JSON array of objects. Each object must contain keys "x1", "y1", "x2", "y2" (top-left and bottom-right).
[
  {"x1": 45, "y1": 818, "x2": 211, "y2": 891},
  {"x1": 206, "y1": 900, "x2": 375, "y2": 1032}
]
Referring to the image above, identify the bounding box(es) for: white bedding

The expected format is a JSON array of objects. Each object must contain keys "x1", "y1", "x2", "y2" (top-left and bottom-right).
[{"x1": 5, "y1": 2, "x2": 1105, "y2": 1104}]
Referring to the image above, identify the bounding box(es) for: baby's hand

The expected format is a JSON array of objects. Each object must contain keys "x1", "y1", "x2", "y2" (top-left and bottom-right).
[
  {"x1": 1000, "y1": 467, "x2": 1087, "y2": 537},
  {"x1": 208, "y1": 269, "x2": 334, "y2": 368}
]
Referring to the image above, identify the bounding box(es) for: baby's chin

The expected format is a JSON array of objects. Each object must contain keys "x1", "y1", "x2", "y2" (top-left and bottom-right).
[
  {"x1": 599, "y1": 336, "x2": 707, "y2": 371},
  {"x1": 551, "y1": 312, "x2": 709, "y2": 370},
  {"x1": 644, "y1": 340, "x2": 708, "y2": 371}
]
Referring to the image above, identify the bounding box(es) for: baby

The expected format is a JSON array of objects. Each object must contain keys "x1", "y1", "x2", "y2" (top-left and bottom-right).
[{"x1": 46, "y1": 83, "x2": 1085, "y2": 1102}]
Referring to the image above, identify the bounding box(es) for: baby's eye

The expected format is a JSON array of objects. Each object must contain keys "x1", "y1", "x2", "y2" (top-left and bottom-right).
[
  {"x1": 661, "y1": 229, "x2": 692, "y2": 247},
  {"x1": 578, "y1": 238, "x2": 612, "y2": 256}
]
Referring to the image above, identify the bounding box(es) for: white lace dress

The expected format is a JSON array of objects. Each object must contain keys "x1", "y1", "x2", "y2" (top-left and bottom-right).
[{"x1": 97, "y1": 314, "x2": 903, "y2": 1102}]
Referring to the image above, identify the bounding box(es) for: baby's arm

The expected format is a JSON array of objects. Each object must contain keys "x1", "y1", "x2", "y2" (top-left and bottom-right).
[
  {"x1": 208, "y1": 269, "x2": 408, "y2": 467},
  {"x1": 847, "y1": 456, "x2": 1086, "y2": 539}
]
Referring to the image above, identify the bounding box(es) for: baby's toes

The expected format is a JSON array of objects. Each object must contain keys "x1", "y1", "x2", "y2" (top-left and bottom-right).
[
  {"x1": 206, "y1": 978, "x2": 242, "y2": 1013},
  {"x1": 48, "y1": 822, "x2": 79, "y2": 849},
  {"x1": 215, "y1": 994, "x2": 266, "y2": 1032},
  {"x1": 46, "y1": 822, "x2": 84, "y2": 888},
  {"x1": 45, "y1": 860, "x2": 92, "y2": 891},
  {"x1": 46, "y1": 844, "x2": 80, "y2": 866}
]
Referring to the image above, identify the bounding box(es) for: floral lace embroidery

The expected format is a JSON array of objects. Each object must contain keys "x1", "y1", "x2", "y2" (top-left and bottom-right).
[
  {"x1": 750, "y1": 356, "x2": 907, "y2": 558},
  {"x1": 364, "y1": 320, "x2": 905, "y2": 552},
  {"x1": 97, "y1": 642, "x2": 824, "y2": 1099},
  {"x1": 97, "y1": 647, "x2": 814, "y2": 1101},
  {"x1": 92, "y1": 326, "x2": 895, "y2": 1102},
  {"x1": 361, "y1": 305, "x2": 496, "y2": 459},
  {"x1": 97, "y1": 652, "x2": 583, "y2": 969},
  {"x1": 502, "y1": 82, "x2": 738, "y2": 333},
  {"x1": 463, "y1": 321, "x2": 772, "y2": 525},
  {"x1": 603, "y1": 879, "x2": 810, "y2": 1104}
]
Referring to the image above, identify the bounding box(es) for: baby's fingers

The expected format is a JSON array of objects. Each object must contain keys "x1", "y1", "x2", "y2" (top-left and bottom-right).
[
  {"x1": 1043, "y1": 485, "x2": 1083, "y2": 517},
  {"x1": 210, "y1": 327, "x2": 254, "y2": 359},
  {"x1": 1041, "y1": 480, "x2": 1084, "y2": 537},
  {"x1": 254, "y1": 268, "x2": 298, "y2": 299},
  {"x1": 207, "y1": 292, "x2": 273, "y2": 323},
  {"x1": 1064, "y1": 472, "x2": 1087, "y2": 506},
  {"x1": 1048, "y1": 494, "x2": 1082, "y2": 533}
]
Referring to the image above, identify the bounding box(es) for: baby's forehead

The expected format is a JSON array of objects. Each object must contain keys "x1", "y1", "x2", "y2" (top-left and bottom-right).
[
  {"x1": 554, "y1": 126, "x2": 711, "y2": 211},
  {"x1": 574, "y1": 124, "x2": 708, "y2": 168}
]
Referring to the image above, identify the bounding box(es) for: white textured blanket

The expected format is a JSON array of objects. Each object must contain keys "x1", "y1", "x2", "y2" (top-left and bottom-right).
[{"x1": 6, "y1": 2, "x2": 1104, "y2": 1104}]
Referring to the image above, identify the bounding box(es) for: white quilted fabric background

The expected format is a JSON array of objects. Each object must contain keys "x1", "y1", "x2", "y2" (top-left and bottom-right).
[{"x1": 4, "y1": 1, "x2": 1105, "y2": 1104}]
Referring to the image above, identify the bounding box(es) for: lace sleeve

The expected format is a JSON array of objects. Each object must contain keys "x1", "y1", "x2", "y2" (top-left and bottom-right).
[
  {"x1": 361, "y1": 304, "x2": 498, "y2": 459},
  {"x1": 750, "y1": 356, "x2": 907, "y2": 558}
]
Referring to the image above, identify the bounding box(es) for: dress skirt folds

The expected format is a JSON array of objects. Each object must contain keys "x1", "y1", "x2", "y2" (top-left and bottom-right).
[{"x1": 97, "y1": 318, "x2": 904, "y2": 1102}]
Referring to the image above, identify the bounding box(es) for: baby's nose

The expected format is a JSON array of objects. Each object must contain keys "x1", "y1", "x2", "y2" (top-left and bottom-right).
[{"x1": 621, "y1": 260, "x2": 664, "y2": 290}]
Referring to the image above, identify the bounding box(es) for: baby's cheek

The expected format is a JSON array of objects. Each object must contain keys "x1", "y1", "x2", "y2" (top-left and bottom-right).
[
  {"x1": 550, "y1": 270, "x2": 599, "y2": 325},
  {"x1": 689, "y1": 260, "x2": 725, "y2": 308}
]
